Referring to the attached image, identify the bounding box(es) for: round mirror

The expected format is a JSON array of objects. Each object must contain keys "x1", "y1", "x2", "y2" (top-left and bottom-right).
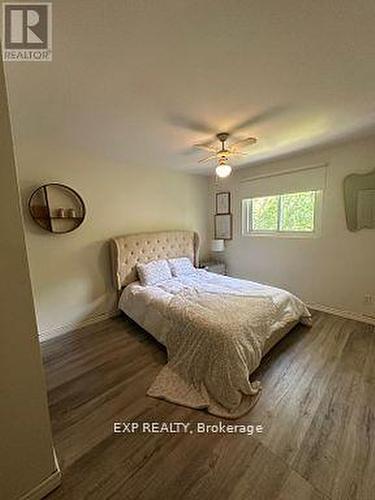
[{"x1": 28, "y1": 183, "x2": 86, "y2": 234}]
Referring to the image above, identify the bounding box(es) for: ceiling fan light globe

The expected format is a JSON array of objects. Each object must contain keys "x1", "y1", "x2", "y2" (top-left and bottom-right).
[{"x1": 215, "y1": 164, "x2": 232, "y2": 178}]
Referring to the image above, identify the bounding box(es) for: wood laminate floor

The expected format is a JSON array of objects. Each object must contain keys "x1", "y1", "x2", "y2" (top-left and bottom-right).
[{"x1": 42, "y1": 311, "x2": 375, "y2": 500}]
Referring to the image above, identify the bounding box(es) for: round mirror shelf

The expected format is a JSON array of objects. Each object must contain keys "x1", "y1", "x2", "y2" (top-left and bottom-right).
[{"x1": 28, "y1": 183, "x2": 86, "y2": 234}]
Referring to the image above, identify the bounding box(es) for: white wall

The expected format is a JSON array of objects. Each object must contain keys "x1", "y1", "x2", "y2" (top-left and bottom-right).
[
  {"x1": 209, "y1": 135, "x2": 375, "y2": 320},
  {"x1": 0, "y1": 56, "x2": 59, "y2": 498},
  {"x1": 18, "y1": 157, "x2": 209, "y2": 337}
]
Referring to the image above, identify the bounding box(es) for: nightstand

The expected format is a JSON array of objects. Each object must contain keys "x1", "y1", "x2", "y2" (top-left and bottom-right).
[{"x1": 200, "y1": 261, "x2": 226, "y2": 275}]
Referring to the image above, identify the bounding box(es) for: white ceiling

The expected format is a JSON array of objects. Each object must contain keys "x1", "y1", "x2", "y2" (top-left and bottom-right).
[{"x1": 5, "y1": 0, "x2": 375, "y2": 174}]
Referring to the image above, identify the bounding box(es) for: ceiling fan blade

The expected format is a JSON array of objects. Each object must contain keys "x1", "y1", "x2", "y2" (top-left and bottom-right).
[
  {"x1": 228, "y1": 106, "x2": 287, "y2": 134},
  {"x1": 193, "y1": 137, "x2": 217, "y2": 149},
  {"x1": 230, "y1": 137, "x2": 257, "y2": 149},
  {"x1": 198, "y1": 154, "x2": 217, "y2": 164},
  {"x1": 230, "y1": 150, "x2": 250, "y2": 157},
  {"x1": 168, "y1": 114, "x2": 216, "y2": 134},
  {"x1": 193, "y1": 144, "x2": 217, "y2": 152},
  {"x1": 180, "y1": 143, "x2": 217, "y2": 156}
]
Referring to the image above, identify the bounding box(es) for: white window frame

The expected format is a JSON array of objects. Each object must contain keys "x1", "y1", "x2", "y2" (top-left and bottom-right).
[{"x1": 242, "y1": 190, "x2": 323, "y2": 238}]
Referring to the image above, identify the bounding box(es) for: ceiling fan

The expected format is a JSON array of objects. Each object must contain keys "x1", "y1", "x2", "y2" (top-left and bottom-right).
[
  {"x1": 170, "y1": 107, "x2": 287, "y2": 177},
  {"x1": 195, "y1": 132, "x2": 257, "y2": 178}
]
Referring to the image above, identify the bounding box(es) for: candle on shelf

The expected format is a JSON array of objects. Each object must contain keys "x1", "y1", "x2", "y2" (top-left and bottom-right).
[
  {"x1": 56, "y1": 208, "x2": 66, "y2": 218},
  {"x1": 67, "y1": 208, "x2": 76, "y2": 218}
]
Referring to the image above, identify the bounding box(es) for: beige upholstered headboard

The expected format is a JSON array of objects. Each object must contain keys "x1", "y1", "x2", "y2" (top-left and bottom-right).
[{"x1": 110, "y1": 230, "x2": 200, "y2": 290}]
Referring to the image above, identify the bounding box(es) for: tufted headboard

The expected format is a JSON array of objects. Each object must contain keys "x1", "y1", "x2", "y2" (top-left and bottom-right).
[{"x1": 110, "y1": 230, "x2": 200, "y2": 290}]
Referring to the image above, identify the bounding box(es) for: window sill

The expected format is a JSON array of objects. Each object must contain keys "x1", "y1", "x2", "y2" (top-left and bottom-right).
[{"x1": 242, "y1": 231, "x2": 321, "y2": 239}]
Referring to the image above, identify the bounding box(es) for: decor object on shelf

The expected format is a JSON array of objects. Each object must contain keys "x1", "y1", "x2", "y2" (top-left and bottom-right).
[
  {"x1": 56, "y1": 207, "x2": 66, "y2": 218},
  {"x1": 216, "y1": 192, "x2": 231, "y2": 214},
  {"x1": 214, "y1": 214, "x2": 232, "y2": 240},
  {"x1": 28, "y1": 183, "x2": 86, "y2": 234},
  {"x1": 67, "y1": 208, "x2": 77, "y2": 218},
  {"x1": 31, "y1": 204, "x2": 49, "y2": 219},
  {"x1": 343, "y1": 168, "x2": 375, "y2": 231},
  {"x1": 210, "y1": 239, "x2": 225, "y2": 252}
]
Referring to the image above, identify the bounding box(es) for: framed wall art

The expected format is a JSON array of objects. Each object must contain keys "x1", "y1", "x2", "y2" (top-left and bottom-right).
[
  {"x1": 214, "y1": 214, "x2": 232, "y2": 240},
  {"x1": 216, "y1": 191, "x2": 231, "y2": 214}
]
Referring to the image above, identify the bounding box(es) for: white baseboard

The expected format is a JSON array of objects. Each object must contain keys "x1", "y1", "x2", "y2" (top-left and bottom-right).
[
  {"x1": 20, "y1": 448, "x2": 61, "y2": 499},
  {"x1": 38, "y1": 301, "x2": 374, "y2": 342},
  {"x1": 38, "y1": 309, "x2": 120, "y2": 342},
  {"x1": 308, "y1": 302, "x2": 375, "y2": 326}
]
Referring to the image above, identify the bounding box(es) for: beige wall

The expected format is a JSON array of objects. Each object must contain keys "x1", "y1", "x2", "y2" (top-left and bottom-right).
[
  {"x1": 209, "y1": 135, "x2": 375, "y2": 320},
  {"x1": 0, "y1": 58, "x2": 58, "y2": 498},
  {"x1": 17, "y1": 154, "x2": 209, "y2": 336}
]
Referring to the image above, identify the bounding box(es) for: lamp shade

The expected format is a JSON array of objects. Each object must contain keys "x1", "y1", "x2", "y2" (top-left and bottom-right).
[
  {"x1": 215, "y1": 164, "x2": 232, "y2": 178},
  {"x1": 211, "y1": 239, "x2": 225, "y2": 252}
]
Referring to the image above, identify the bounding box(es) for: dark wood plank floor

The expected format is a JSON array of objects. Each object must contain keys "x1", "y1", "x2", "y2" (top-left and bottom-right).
[{"x1": 42, "y1": 311, "x2": 375, "y2": 500}]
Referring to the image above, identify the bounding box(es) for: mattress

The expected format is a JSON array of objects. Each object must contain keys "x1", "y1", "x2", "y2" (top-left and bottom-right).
[{"x1": 119, "y1": 269, "x2": 309, "y2": 352}]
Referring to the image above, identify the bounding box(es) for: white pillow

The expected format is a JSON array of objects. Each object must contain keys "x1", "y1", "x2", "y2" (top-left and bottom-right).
[
  {"x1": 136, "y1": 259, "x2": 172, "y2": 286},
  {"x1": 168, "y1": 257, "x2": 196, "y2": 277}
]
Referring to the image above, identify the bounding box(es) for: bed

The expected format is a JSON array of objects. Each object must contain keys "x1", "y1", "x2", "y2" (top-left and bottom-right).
[{"x1": 110, "y1": 230, "x2": 311, "y2": 418}]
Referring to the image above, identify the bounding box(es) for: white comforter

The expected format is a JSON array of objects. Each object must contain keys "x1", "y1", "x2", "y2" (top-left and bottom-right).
[
  {"x1": 119, "y1": 270, "x2": 310, "y2": 347},
  {"x1": 119, "y1": 270, "x2": 311, "y2": 418}
]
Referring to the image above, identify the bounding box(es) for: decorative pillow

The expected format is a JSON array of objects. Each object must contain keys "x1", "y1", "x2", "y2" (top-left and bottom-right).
[
  {"x1": 168, "y1": 257, "x2": 196, "y2": 277},
  {"x1": 136, "y1": 259, "x2": 172, "y2": 286}
]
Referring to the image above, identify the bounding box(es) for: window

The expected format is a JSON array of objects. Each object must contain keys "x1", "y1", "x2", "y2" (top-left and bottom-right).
[{"x1": 243, "y1": 190, "x2": 321, "y2": 236}]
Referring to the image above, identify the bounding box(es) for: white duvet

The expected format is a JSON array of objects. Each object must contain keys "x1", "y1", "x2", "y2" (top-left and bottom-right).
[
  {"x1": 119, "y1": 270, "x2": 310, "y2": 347},
  {"x1": 119, "y1": 270, "x2": 311, "y2": 418}
]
